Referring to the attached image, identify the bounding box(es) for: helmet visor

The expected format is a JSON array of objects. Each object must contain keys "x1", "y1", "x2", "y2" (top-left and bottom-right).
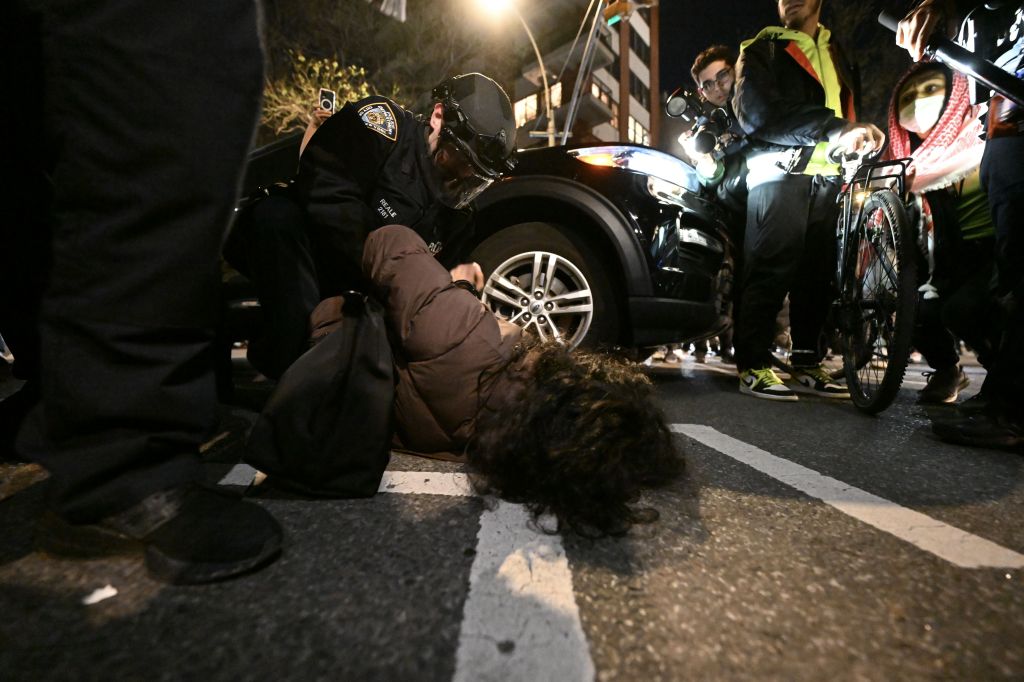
[
  {"x1": 441, "y1": 105, "x2": 511, "y2": 177},
  {"x1": 435, "y1": 130, "x2": 496, "y2": 208}
]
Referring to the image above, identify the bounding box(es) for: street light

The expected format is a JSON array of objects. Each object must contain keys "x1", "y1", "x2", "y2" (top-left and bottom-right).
[{"x1": 477, "y1": 0, "x2": 557, "y2": 147}]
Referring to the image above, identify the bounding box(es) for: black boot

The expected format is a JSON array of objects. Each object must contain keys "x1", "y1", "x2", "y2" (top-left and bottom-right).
[
  {"x1": 932, "y1": 405, "x2": 1024, "y2": 450},
  {"x1": 0, "y1": 382, "x2": 39, "y2": 462},
  {"x1": 37, "y1": 482, "x2": 283, "y2": 584}
]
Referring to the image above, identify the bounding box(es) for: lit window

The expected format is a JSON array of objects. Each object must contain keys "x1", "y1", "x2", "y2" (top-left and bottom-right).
[
  {"x1": 514, "y1": 94, "x2": 538, "y2": 128},
  {"x1": 549, "y1": 82, "x2": 562, "y2": 108},
  {"x1": 591, "y1": 82, "x2": 600, "y2": 99},
  {"x1": 627, "y1": 116, "x2": 649, "y2": 145}
]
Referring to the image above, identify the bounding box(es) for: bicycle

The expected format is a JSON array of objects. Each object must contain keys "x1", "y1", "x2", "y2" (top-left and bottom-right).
[{"x1": 829, "y1": 150, "x2": 916, "y2": 414}]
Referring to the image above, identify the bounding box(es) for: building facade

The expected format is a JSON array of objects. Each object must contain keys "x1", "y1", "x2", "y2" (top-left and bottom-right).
[{"x1": 510, "y1": 1, "x2": 660, "y2": 149}]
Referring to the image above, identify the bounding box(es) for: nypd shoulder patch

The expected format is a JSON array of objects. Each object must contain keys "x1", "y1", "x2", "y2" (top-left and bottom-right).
[{"x1": 358, "y1": 101, "x2": 398, "y2": 141}]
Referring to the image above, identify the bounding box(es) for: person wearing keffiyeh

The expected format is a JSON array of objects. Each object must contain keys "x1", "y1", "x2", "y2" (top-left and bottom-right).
[
  {"x1": 885, "y1": 62, "x2": 999, "y2": 404},
  {"x1": 896, "y1": 0, "x2": 1024, "y2": 449}
]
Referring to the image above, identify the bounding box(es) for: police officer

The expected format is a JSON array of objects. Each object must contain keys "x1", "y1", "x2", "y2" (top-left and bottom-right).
[
  {"x1": 228, "y1": 73, "x2": 517, "y2": 378},
  {"x1": 2, "y1": 0, "x2": 283, "y2": 584}
]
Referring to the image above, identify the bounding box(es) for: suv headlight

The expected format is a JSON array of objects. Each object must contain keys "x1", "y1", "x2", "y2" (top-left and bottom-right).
[{"x1": 569, "y1": 145, "x2": 701, "y2": 197}]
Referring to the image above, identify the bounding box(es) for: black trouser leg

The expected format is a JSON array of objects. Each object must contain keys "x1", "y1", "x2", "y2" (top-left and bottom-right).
[
  {"x1": 11, "y1": 0, "x2": 263, "y2": 523},
  {"x1": 940, "y1": 242, "x2": 998, "y2": 368},
  {"x1": 978, "y1": 136, "x2": 1024, "y2": 416},
  {"x1": 0, "y1": 5, "x2": 48, "y2": 386},
  {"x1": 224, "y1": 194, "x2": 320, "y2": 379},
  {"x1": 788, "y1": 176, "x2": 840, "y2": 368},
  {"x1": 914, "y1": 297, "x2": 960, "y2": 370},
  {"x1": 735, "y1": 176, "x2": 821, "y2": 371}
]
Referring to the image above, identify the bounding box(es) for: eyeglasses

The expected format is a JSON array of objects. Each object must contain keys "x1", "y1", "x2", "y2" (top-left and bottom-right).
[{"x1": 700, "y1": 66, "x2": 734, "y2": 93}]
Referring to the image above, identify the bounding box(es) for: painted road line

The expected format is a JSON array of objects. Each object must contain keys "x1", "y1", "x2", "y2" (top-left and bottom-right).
[
  {"x1": 217, "y1": 462, "x2": 258, "y2": 486},
  {"x1": 454, "y1": 500, "x2": 594, "y2": 682},
  {"x1": 378, "y1": 470, "x2": 475, "y2": 497},
  {"x1": 215, "y1": 466, "x2": 475, "y2": 496},
  {"x1": 672, "y1": 423, "x2": 1024, "y2": 570},
  {"x1": 217, "y1": 463, "x2": 595, "y2": 679}
]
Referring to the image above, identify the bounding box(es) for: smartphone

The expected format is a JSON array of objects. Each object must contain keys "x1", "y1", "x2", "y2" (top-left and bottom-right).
[{"x1": 318, "y1": 87, "x2": 336, "y2": 113}]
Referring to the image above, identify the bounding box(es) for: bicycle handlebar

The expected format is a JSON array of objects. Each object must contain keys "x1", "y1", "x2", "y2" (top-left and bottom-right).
[
  {"x1": 826, "y1": 146, "x2": 886, "y2": 165},
  {"x1": 876, "y1": 9, "x2": 899, "y2": 32},
  {"x1": 877, "y1": 9, "x2": 1024, "y2": 108},
  {"x1": 827, "y1": 146, "x2": 859, "y2": 165}
]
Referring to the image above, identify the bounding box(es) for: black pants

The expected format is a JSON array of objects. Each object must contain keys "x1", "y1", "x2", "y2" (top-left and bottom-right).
[
  {"x1": 223, "y1": 191, "x2": 321, "y2": 380},
  {"x1": 1, "y1": 0, "x2": 263, "y2": 522},
  {"x1": 735, "y1": 175, "x2": 839, "y2": 371},
  {"x1": 913, "y1": 237, "x2": 998, "y2": 371},
  {"x1": 978, "y1": 135, "x2": 1024, "y2": 415}
]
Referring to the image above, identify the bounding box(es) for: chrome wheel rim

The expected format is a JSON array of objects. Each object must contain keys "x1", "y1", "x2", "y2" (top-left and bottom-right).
[{"x1": 481, "y1": 251, "x2": 594, "y2": 347}]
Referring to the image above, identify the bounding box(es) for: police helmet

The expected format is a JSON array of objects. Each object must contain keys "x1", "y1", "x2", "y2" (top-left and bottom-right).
[{"x1": 432, "y1": 73, "x2": 517, "y2": 178}]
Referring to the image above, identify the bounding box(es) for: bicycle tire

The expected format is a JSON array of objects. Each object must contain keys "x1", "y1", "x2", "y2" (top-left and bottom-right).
[{"x1": 839, "y1": 189, "x2": 916, "y2": 414}]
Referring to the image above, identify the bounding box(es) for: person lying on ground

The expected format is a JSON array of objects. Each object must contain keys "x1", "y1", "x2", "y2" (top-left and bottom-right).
[{"x1": 359, "y1": 224, "x2": 685, "y2": 536}]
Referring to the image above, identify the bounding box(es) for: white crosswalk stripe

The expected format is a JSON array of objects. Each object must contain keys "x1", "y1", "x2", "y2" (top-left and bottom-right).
[
  {"x1": 672, "y1": 423, "x2": 1024, "y2": 569},
  {"x1": 217, "y1": 462, "x2": 595, "y2": 681}
]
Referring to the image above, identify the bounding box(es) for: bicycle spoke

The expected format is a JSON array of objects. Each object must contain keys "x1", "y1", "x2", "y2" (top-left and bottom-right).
[{"x1": 839, "y1": 188, "x2": 916, "y2": 413}]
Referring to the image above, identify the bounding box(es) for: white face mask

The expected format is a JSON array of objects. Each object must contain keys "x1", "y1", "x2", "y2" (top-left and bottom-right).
[{"x1": 899, "y1": 94, "x2": 945, "y2": 134}]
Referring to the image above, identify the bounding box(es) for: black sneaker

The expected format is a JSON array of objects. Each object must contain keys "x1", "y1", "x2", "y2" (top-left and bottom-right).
[
  {"x1": 919, "y1": 365, "x2": 969, "y2": 404},
  {"x1": 37, "y1": 483, "x2": 283, "y2": 584},
  {"x1": 932, "y1": 410, "x2": 1024, "y2": 449}
]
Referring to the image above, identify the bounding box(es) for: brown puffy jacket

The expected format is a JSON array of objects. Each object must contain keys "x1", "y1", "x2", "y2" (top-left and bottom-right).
[{"x1": 361, "y1": 225, "x2": 523, "y2": 459}]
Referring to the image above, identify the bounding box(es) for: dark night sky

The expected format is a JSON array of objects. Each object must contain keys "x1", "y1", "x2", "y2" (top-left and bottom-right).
[{"x1": 658, "y1": 0, "x2": 780, "y2": 94}]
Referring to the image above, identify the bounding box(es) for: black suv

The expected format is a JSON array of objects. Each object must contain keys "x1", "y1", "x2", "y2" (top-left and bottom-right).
[
  {"x1": 471, "y1": 143, "x2": 734, "y2": 348},
  {"x1": 235, "y1": 136, "x2": 734, "y2": 350}
]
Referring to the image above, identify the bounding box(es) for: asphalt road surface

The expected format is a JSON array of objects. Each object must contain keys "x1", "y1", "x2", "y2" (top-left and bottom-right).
[{"x1": 1, "y1": 351, "x2": 1022, "y2": 681}]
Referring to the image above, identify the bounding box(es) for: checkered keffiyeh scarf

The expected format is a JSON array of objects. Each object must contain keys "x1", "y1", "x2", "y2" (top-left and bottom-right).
[{"x1": 886, "y1": 65, "x2": 986, "y2": 194}]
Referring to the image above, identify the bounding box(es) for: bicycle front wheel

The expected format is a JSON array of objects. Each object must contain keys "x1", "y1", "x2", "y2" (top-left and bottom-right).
[{"x1": 840, "y1": 190, "x2": 917, "y2": 414}]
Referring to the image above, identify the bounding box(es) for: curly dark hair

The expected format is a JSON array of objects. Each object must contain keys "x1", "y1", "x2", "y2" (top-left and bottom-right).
[
  {"x1": 467, "y1": 342, "x2": 684, "y2": 537},
  {"x1": 690, "y1": 44, "x2": 738, "y2": 88}
]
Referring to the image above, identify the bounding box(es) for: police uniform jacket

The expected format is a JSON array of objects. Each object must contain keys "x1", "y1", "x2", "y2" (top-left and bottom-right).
[
  {"x1": 296, "y1": 95, "x2": 474, "y2": 295},
  {"x1": 362, "y1": 225, "x2": 523, "y2": 459}
]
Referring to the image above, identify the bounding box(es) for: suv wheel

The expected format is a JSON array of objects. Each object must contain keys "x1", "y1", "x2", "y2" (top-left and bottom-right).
[{"x1": 470, "y1": 222, "x2": 619, "y2": 348}]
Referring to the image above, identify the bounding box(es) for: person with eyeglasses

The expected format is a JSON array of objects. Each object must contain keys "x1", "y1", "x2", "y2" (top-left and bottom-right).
[
  {"x1": 729, "y1": 0, "x2": 885, "y2": 401},
  {"x1": 685, "y1": 44, "x2": 751, "y2": 363},
  {"x1": 694, "y1": 46, "x2": 736, "y2": 109},
  {"x1": 224, "y1": 73, "x2": 517, "y2": 379}
]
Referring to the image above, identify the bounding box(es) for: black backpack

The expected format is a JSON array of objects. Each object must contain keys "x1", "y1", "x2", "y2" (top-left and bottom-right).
[{"x1": 245, "y1": 294, "x2": 395, "y2": 496}]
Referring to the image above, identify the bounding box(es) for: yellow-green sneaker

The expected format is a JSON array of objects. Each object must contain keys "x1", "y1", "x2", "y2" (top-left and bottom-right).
[
  {"x1": 739, "y1": 367, "x2": 798, "y2": 401},
  {"x1": 790, "y1": 365, "x2": 850, "y2": 398}
]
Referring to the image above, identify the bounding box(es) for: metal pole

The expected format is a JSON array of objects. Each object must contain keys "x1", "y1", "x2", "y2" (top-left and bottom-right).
[
  {"x1": 560, "y1": 0, "x2": 604, "y2": 145},
  {"x1": 511, "y1": 6, "x2": 556, "y2": 146}
]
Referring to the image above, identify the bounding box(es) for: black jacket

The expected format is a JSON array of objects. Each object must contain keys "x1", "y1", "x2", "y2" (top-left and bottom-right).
[
  {"x1": 295, "y1": 95, "x2": 473, "y2": 294},
  {"x1": 732, "y1": 30, "x2": 859, "y2": 154}
]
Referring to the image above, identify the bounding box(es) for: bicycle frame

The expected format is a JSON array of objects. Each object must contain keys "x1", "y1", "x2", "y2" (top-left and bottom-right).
[{"x1": 834, "y1": 157, "x2": 911, "y2": 294}]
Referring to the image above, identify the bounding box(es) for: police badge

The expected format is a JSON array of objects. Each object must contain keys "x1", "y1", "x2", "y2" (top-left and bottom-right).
[{"x1": 358, "y1": 101, "x2": 398, "y2": 141}]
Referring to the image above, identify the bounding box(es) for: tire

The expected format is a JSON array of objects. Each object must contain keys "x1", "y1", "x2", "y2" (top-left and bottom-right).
[
  {"x1": 839, "y1": 190, "x2": 917, "y2": 414},
  {"x1": 469, "y1": 222, "x2": 620, "y2": 348}
]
